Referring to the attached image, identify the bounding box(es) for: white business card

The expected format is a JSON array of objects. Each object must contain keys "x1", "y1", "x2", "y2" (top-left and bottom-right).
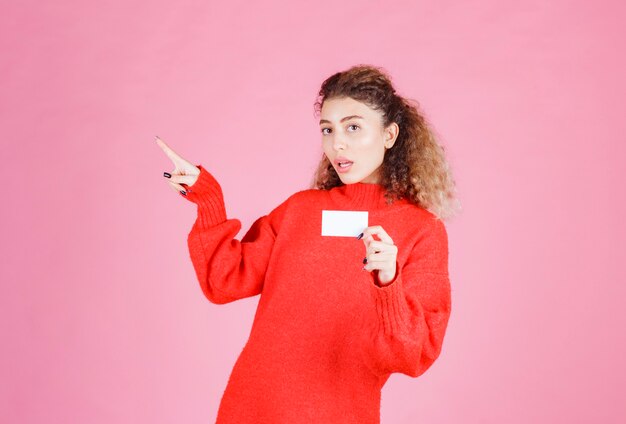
[{"x1": 321, "y1": 210, "x2": 368, "y2": 237}]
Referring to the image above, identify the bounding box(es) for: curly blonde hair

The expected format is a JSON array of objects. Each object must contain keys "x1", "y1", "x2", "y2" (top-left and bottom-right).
[{"x1": 310, "y1": 64, "x2": 461, "y2": 221}]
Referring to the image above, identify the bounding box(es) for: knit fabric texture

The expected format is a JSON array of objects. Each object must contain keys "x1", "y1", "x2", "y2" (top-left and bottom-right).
[{"x1": 183, "y1": 165, "x2": 452, "y2": 424}]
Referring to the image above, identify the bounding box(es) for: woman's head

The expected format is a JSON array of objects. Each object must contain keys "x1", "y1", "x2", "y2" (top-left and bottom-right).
[
  {"x1": 318, "y1": 96, "x2": 399, "y2": 185},
  {"x1": 311, "y1": 64, "x2": 461, "y2": 221}
]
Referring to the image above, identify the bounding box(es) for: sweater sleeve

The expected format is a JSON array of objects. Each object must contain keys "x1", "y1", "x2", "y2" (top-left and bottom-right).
[
  {"x1": 359, "y1": 217, "x2": 452, "y2": 378},
  {"x1": 182, "y1": 164, "x2": 290, "y2": 304}
]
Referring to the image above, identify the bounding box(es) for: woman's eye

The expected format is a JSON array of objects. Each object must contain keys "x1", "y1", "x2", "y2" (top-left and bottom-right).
[
  {"x1": 321, "y1": 128, "x2": 331, "y2": 135},
  {"x1": 348, "y1": 124, "x2": 359, "y2": 131}
]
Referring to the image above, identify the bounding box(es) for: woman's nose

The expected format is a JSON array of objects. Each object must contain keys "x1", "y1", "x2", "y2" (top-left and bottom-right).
[{"x1": 332, "y1": 136, "x2": 347, "y2": 150}]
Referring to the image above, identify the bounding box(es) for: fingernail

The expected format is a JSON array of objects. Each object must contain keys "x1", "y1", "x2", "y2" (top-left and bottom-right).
[
  {"x1": 356, "y1": 233, "x2": 363, "y2": 240},
  {"x1": 163, "y1": 172, "x2": 171, "y2": 178},
  {"x1": 180, "y1": 190, "x2": 187, "y2": 196},
  {"x1": 363, "y1": 257, "x2": 367, "y2": 264}
]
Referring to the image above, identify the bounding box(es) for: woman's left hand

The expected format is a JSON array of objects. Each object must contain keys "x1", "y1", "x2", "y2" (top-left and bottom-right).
[{"x1": 358, "y1": 225, "x2": 398, "y2": 286}]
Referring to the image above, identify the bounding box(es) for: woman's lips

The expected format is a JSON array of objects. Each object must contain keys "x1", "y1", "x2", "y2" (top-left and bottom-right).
[{"x1": 336, "y1": 162, "x2": 353, "y2": 173}]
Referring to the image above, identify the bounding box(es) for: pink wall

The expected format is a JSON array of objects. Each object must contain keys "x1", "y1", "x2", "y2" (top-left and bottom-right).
[{"x1": 2, "y1": 0, "x2": 625, "y2": 422}]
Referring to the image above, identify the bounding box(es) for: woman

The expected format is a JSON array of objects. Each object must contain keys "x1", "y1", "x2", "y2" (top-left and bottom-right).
[{"x1": 157, "y1": 64, "x2": 460, "y2": 423}]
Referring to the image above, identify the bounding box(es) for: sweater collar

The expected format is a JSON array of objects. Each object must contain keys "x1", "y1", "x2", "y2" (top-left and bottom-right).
[{"x1": 328, "y1": 182, "x2": 408, "y2": 210}]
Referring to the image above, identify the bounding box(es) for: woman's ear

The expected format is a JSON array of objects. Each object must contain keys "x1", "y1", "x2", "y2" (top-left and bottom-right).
[{"x1": 384, "y1": 122, "x2": 399, "y2": 148}]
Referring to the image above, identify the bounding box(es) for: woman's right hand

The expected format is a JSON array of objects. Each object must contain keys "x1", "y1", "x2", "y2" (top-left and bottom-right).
[{"x1": 155, "y1": 136, "x2": 201, "y2": 196}]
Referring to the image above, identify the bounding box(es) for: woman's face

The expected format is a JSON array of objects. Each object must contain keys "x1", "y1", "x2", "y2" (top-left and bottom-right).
[{"x1": 319, "y1": 96, "x2": 398, "y2": 184}]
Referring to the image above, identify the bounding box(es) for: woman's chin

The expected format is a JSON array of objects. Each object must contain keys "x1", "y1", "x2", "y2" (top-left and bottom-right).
[{"x1": 338, "y1": 175, "x2": 355, "y2": 184}]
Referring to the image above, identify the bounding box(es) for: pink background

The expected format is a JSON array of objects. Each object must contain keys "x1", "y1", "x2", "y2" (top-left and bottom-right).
[{"x1": 2, "y1": 0, "x2": 625, "y2": 422}]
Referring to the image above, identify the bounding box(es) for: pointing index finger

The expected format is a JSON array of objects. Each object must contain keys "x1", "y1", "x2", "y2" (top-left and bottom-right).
[{"x1": 155, "y1": 136, "x2": 182, "y2": 163}]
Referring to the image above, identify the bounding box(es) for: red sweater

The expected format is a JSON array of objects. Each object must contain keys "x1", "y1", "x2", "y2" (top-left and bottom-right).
[{"x1": 183, "y1": 165, "x2": 452, "y2": 424}]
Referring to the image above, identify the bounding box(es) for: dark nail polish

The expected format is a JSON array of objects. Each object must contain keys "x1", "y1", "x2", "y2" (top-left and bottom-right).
[
  {"x1": 163, "y1": 172, "x2": 171, "y2": 178},
  {"x1": 356, "y1": 233, "x2": 363, "y2": 240},
  {"x1": 363, "y1": 257, "x2": 367, "y2": 264},
  {"x1": 180, "y1": 190, "x2": 187, "y2": 196}
]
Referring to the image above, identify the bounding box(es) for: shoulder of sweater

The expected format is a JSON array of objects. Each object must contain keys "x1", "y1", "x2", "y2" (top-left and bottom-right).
[
  {"x1": 411, "y1": 203, "x2": 443, "y2": 223},
  {"x1": 283, "y1": 187, "x2": 326, "y2": 203},
  {"x1": 265, "y1": 188, "x2": 321, "y2": 216},
  {"x1": 412, "y1": 208, "x2": 448, "y2": 244},
  {"x1": 387, "y1": 199, "x2": 442, "y2": 222},
  {"x1": 390, "y1": 203, "x2": 448, "y2": 242}
]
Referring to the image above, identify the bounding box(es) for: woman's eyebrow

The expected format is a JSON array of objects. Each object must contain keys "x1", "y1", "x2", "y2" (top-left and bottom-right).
[{"x1": 319, "y1": 115, "x2": 364, "y2": 125}]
